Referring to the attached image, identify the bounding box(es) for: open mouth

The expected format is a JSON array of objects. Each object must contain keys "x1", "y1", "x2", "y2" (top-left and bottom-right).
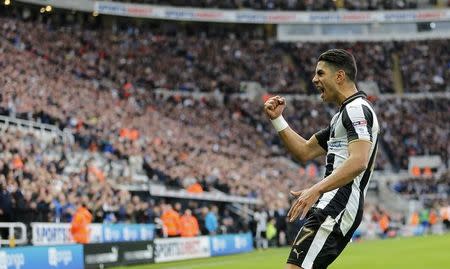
[{"x1": 316, "y1": 85, "x2": 324, "y2": 94}]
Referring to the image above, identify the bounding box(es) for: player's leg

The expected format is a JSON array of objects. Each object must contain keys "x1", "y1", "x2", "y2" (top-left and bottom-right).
[
  {"x1": 324, "y1": 209, "x2": 366, "y2": 268},
  {"x1": 287, "y1": 208, "x2": 346, "y2": 269},
  {"x1": 262, "y1": 231, "x2": 268, "y2": 249},
  {"x1": 286, "y1": 209, "x2": 320, "y2": 269},
  {"x1": 256, "y1": 229, "x2": 262, "y2": 249}
]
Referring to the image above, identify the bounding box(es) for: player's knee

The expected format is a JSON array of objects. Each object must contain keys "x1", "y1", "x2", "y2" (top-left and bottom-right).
[{"x1": 285, "y1": 264, "x2": 303, "y2": 269}]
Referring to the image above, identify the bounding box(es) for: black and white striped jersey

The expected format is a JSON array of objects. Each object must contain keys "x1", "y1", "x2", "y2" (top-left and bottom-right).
[{"x1": 314, "y1": 91, "x2": 379, "y2": 237}]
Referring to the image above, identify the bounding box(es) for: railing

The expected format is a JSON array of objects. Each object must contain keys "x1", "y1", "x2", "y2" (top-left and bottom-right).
[
  {"x1": 0, "y1": 115, "x2": 74, "y2": 144},
  {"x1": 0, "y1": 222, "x2": 28, "y2": 246},
  {"x1": 148, "y1": 184, "x2": 262, "y2": 205}
]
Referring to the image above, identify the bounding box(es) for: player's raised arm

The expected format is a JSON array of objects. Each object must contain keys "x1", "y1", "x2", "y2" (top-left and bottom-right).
[{"x1": 264, "y1": 96, "x2": 326, "y2": 163}]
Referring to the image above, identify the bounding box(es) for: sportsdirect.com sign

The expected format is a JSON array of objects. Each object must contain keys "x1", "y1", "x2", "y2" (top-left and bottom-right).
[
  {"x1": 31, "y1": 222, "x2": 155, "y2": 245},
  {"x1": 154, "y1": 236, "x2": 211, "y2": 263},
  {"x1": 94, "y1": 1, "x2": 450, "y2": 24}
]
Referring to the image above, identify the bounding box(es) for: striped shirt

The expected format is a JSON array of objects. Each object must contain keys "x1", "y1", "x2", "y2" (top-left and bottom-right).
[{"x1": 314, "y1": 91, "x2": 379, "y2": 236}]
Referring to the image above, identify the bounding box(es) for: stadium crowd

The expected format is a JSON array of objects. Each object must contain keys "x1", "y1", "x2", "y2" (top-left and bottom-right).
[
  {"x1": 107, "y1": 0, "x2": 440, "y2": 10},
  {"x1": 2, "y1": 17, "x2": 449, "y2": 95},
  {"x1": 0, "y1": 14, "x2": 448, "y2": 246},
  {"x1": 0, "y1": 125, "x2": 245, "y2": 236},
  {"x1": 357, "y1": 201, "x2": 450, "y2": 240},
  {"x1": 398, "y1": 41, "x2": 450, "y2": 93},
  {"x1": 0, "y1": 39, "x2": 308, "y2": 227},
  {"x1": 376, "y1": 97, "x2": 449, "y2": 169},
  {"x1": 0, "y1": 127, "x2": 146, "y2": 225},
  {"x1": 392, "y1": 170, "x2": 450, "y2": 200}
]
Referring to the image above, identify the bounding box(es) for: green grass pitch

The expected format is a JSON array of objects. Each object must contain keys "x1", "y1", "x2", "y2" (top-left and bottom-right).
[{"x1": 113, "y1": 233, "x2": 450, "y2": 269}]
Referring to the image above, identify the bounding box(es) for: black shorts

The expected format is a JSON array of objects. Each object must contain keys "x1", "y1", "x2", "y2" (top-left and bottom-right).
[{"x1": 286, "y1": 208, "x2": 351, "y2": 269}]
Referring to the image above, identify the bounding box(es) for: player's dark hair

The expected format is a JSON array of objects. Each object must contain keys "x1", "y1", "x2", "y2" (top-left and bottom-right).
[{"x1": 318, "y1": 49, "x2": 357, "y2": 82}]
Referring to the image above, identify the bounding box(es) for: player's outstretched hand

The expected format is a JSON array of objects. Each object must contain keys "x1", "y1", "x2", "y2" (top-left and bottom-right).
[
  {"x1": 287, "y1": 186, "x2": 321, "y2": 222},
  {"x1": 264, "y1": 95, "x2": 286, "y2": 120}
]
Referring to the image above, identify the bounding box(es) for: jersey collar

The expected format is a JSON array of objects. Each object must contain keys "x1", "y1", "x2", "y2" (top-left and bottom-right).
[{"x1": 339, "y1": 91, "x2": 367, "y2": 111}]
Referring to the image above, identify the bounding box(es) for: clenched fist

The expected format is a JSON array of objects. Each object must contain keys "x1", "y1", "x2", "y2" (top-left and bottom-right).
[{"x1": 264, "y1": 95, "x2": 286, "y2": 120}]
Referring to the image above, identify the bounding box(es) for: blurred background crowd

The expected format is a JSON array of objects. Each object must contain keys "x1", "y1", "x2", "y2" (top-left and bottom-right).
[{"x1": 0, "y1": 2, "x2": 449, "y2": 246}]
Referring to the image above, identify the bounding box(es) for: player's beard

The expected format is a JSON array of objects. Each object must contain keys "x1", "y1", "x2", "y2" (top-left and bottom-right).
[{"x1": 319, "y1": 82, "x2": 336, "y2": 104}]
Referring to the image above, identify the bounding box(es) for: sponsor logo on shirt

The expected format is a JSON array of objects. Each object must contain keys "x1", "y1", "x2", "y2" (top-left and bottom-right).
[
  {"x1": 352, "y1": 119, "x2": 367, "y2": 127},
  {"x1": 328, "y1": 138, "x2": 347, "y2": 151}
]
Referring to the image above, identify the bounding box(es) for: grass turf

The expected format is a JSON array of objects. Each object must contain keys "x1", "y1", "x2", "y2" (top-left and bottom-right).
[{"x1": 112, "y1": 233, "x2": 450, "y2": 269}]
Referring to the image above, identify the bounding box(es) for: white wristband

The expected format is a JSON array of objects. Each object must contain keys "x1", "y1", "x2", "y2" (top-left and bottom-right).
[{"x1": 271, "y1": 115, "x2": 289, "y2": 132}]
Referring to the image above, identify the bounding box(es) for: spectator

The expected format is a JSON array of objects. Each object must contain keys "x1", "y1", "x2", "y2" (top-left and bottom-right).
[
  {"x1": 266, "y1": 218, "x2": 277, "y2": 247},
  {"x1": 205, "y1": 205, "x2": 219, "y2": 235},
  {"x1": 440, "y1": 202, "x2": 450, "y2": 231},
  {"x1": 70, "y1": 203, "x2": 93, "y2": 244},
  {"x1": 180, "y1": 209, "x2": 200, "y2": 237},
  {"x1": 0, "y1": 180, "x2": 13, "y2": 240},
  {"x1": 197, "y1": 206, "x2": 210, "y2": 235},
  {"x1": 161, "y1": 204, "x2": 181, "y2": 237},
  {"x1": 187, "y1": 182, "x2": 203, "y2": 193},
  {"x1": 254, "y1": 208, "x2": 269, "y2": 249},
  {"x1": 419, "y1": 208, "x2": 430, "y2": 234},
  {"x1": 379, "y1": 211, "x2": 390, "y2": 237}
]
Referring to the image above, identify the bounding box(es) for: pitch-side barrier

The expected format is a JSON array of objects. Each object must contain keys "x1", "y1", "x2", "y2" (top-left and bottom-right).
[{"x1": 0, "y1": 232, "x2": 253, "y2": 269}]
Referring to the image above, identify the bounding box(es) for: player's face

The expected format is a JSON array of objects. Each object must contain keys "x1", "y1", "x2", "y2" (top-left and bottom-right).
[{"x1": 312, "y1": 61, "x2": 338, "y2": 103}]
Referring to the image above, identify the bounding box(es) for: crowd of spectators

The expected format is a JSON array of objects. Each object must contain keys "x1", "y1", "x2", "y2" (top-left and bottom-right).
[
  {"x1": 1, "y1": 19, "x2": 436, "y2": 93},
  {"x1": 376, "y1": 97, "x2": 449, "y2": 169},
  {"x1": 107, "y1": 0, "x2": 439, "y2": 11},
  {"x1": 0, "y1": 125, "x2": 288, "y2": 241},
  {"x1": 392, "y1": 170, "x2": 450, "y2": 200},
  {"x1": 0, "y1": 130, "x2": 250, "y2": 235},
  {"x1": 2, "y1": 16, "x2": 448, "y2": 95},
  {"x1": 397, "y1": 41, "x2": 450, "y2": 93},
  {"x1": 356, "y1": 202, "x2": 450, "y2": 240},
  {"x1": 0, "y1": 127, "x2": 153, "y2": 226},
  {"x1": 0, "y1": 38, "x2": 313, "y2": 222},
  {"x1": 0, "y1": 124, "x2": 266, "y2": 238},
  {"x1": 0, "y1": 14, "x2": 448, "y2": 239}
]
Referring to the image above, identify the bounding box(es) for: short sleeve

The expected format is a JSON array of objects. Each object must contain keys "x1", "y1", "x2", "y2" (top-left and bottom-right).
[
  {"x1": 341, "y1": 104, "x2": 373, "y2": 143},
  {"x1": 315, "y1": 126, "x2": 330, "y2": 151}
]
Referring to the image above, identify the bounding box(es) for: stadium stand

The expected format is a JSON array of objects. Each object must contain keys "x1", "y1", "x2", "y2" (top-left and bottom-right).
[
  {"x1": 107, "y1": 0, "x2": 439, "y2": 10},
  {"x1": 392, "y1": 170, "x2": 450, "y2": 200},
  {"x1": 3, "y1": 16, "x2": 449, "y2": 94},
  {"x1": 1, "y1": 13, "x2": 449, "y2": 207},
  {"x1": 376, "y1": 97, "x2": 449, "y2": 169},
  {"x1": 0, "y1": 4, "x2": 448, "y2": 265},
  {"x1": 0, "y1": 37, "x2": 308, "y2": 230}
]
